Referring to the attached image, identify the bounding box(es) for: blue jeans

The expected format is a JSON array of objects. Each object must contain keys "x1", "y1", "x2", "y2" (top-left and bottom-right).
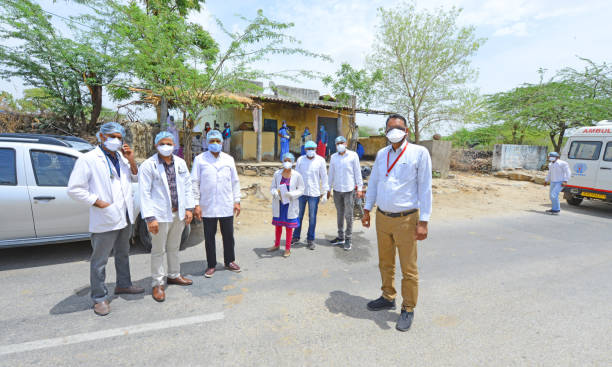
[
  {"x1": 293, "y1": 195, "x2": 320, "y2": 241},
  {"x1": 550, "y1": 181, "x2": 563, "y2": 212}
]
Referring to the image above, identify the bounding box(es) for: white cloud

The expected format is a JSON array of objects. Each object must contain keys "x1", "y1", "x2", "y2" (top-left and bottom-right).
[{"x1": 493, "y1": 22, "x2": 528, "y2": 37}]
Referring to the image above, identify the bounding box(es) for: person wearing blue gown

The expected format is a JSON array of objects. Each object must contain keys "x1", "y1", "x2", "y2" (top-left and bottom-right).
[
  {"x1": 279, "y1": 121, "x2": 291, "y2": 160},
  {"x1": 316, "y1": 125, "x2": 328, "y2": 158},
  {"x1": 300, "y1": 127, "x2": 311, "y2": 156}
]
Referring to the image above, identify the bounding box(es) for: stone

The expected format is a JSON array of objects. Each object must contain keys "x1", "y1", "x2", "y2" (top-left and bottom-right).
[
  {"x1": 507, "y1": 172, "x2": 533, "y2": 181},
  {"x1": 244, "y1": 168, "x2": 258, "y2": 176},
  {"x1": 494, "y1": 171, "x2": 509, "y2": 178},
  {"x1": 533, "y1": 177, "x2": 547, "y2": 185}
]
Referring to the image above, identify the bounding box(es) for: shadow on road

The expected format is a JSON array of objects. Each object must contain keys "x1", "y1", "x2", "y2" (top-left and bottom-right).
[
  {"x1": 533, "y1": 201, "x2": 612, "y2": 219},
  {"x1": 325, "y1": 290, "x2": 397, "y2": 330},
  {"x1": 0, "y1": 240, "x2": 150, "y2": 271},
  {"x1": 50, "y1": 277, "x2": 151, "y2": 315}
]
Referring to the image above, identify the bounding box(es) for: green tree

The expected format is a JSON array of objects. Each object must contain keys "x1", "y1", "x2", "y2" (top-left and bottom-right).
[
  {"x1": 0, "y1": 0, "x2": 122, "y2": 133},
  {"x1": 323, "y1": 63, "x2": 383, "y2": 149},
  {"x1": 367, "y1": 1, "x2": 485, "y2": 143},
  {"x1": 0, "y1": 90, "x2": 17, "y2": 110},
  {"x1": 109, "y1": 3, "x2": 327, "y2": 165}
]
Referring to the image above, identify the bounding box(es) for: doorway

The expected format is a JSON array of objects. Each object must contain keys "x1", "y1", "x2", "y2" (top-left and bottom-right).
[
  {"x1": 317, "y1": 117, "x2": 339, "y2": 155},
  {"x1": 263, "y1": 119, "x2": 278, "y2": 158}
]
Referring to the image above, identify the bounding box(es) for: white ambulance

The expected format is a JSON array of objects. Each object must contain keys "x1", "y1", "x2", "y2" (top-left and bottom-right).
[{"x1": 561, "y1": 120, "x2": 612, "y2": 205}]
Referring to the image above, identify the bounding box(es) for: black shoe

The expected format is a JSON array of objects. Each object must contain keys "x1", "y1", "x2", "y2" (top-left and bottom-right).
[
  {"x1": 343, "y1": 240, "x2": 352, "y2": 251},
  {"x1": 396, "y1": 310, "x2": 414, "y2": 332},
  {"x1": 545, "y1": 209, "x2": 560, "y2": 215},
  {"x1": 307, "y1": 240, "x2": 315, "y2": 250},
  {"x1": 291, "y1": 237, "x2": 300, "y2": 245},
  {"x1": 330, "y1": 237, "x2": 344, "y2": 245},
  {"x1": 367, "y1": 296, "x2": 396, "y2": 311}
]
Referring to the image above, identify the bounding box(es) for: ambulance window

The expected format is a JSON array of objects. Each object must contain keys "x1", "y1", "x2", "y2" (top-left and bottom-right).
[
  {"x1": 604, "y1": 142, "x2": 612, "y2": 162},
  {"x1": 568, "y1": 141, "x2": 602, "y2": 160}
]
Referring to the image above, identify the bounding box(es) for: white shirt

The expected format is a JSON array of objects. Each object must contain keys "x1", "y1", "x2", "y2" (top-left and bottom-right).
[
  {"x1": 328, "y1": 150, "x2": 363, "y2": 193},
  {"x1": 364, "y1": 141, "x2": 432, "y2": 222},
  {"x1": 546, "y1": 159, "x2": 571, "y2": 183},
  {"x1": 295, "y1": 155, "x2": 329, "y2": 197},
  {"x1": 270, "y1": 169, "x2": 305, "y2": 220},
  {"x1": 67, "y1": 146, "x2": 138, "y2": 233},
  {"x1": 191, "y1": 151, "x2": 240, "y2": 218},
  {"x1": 138, "y1": 154, "x2": 195, "y2": 223}
]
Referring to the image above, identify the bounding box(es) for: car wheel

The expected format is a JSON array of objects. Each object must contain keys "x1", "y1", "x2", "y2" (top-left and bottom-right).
[
  {"x1": 566, "y1": 195, "x2": 583, "y2": 206},
  {"x1": 137, "y1": 217, "x2": 153, "y2": 253}
]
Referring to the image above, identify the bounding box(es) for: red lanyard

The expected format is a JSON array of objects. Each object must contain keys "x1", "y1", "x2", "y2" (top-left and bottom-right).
[{"x1": 386, "y1": 143, "x2": 408, "y2": 176}]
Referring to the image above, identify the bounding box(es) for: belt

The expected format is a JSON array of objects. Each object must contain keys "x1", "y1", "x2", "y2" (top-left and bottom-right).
[
  {"x1": 377, "y1": 208, "x2": 417, "y2": 218},
  {"x1": 172, "y1": 208, "x2": 178, "y2": 213}
]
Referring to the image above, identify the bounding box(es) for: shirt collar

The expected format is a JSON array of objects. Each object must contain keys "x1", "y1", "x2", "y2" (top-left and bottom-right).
[
  {"x1": 390, "y1": 140, "x2": 408, "y2": 153},
  {"x1": 157, "y1": 153, "x2": 174, "y2": 165}
]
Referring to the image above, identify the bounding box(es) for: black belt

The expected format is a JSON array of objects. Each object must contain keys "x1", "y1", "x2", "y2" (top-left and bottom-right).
[{"x1": 377, "y1": 208, "x2": 417, "y2": 218}]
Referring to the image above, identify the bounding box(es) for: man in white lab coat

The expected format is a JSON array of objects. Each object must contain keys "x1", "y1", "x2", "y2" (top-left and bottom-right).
[
  {"x1": 139, "y1": 132, "x2": 195, "y2": 302},
  {"x1": 192, "y1": 130, "x2": 242, "y2": 278},
  {"x1": 67, "y1": 122, "x2": 144, "y2": 316}
]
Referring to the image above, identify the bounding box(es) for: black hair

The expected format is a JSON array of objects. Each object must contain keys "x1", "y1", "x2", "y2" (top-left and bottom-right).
[{"x1": 385, "y1": 114, "x2": 407, "y2": 128}]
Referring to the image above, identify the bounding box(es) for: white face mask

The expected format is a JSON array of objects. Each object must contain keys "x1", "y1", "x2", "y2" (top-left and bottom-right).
[
  {"x1": 549, "y1": 157, "x2": 556, "y2": 162},
  {"x1": 282, "y1": 161, "x2": 293, "y2": 169},
  {"x1": 103, "y1": 137, "x2": 122, "y2": 152},
  {"x1": 386, "y1": 128, "x2": 406, "y2": 144},
  {"x1": 306, "y1": 150, "x2": 316, "y2": 158},
  {"x1": 157, "y1": 144, "x2": 174, "y2": 157},
  {"x1": 336, "y1": 144, "x2": 346, "y2": 153}
]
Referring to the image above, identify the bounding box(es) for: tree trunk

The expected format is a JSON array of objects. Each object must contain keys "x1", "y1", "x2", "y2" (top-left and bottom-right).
[
  {"x1": 555, "y1": 128, "x2": 566, "y2": 153},
  {"x1": 88, "y1": 84, "x2": 103, "y2": 132},
  {"x1": 413, "y1": 111, "x2": 420, "y2": 143},
  {"x1": 348, "y1": 104, "x2": 358, "y2": 150}
]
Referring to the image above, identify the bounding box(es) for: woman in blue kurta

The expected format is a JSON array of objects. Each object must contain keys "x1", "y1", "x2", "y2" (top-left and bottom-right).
[{"x1": 279, "y1": 121, "x2": 291, "y2": 160}]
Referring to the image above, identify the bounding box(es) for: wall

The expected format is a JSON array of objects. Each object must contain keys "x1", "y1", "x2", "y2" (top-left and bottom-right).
[
  {"x1": 420, "y1": 140, "x2": 452, "y2": 178},
  {"x1": 492, "y1": 144, "x2": 548, "y2": 171},
  {"x1": 214, "y1": 102, "x2": 350, "y2": 160},
  {"x1": 358, "y1": 136, "x2": 387, "y2": 159},
  {"x1": 232, "y1": 130, "x2": 275, "y2": 161}
]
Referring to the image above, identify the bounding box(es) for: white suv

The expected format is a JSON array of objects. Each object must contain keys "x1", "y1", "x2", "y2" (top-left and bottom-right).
[{"x1": 0, "y1": 133, "x2": 190, "y2": 250}]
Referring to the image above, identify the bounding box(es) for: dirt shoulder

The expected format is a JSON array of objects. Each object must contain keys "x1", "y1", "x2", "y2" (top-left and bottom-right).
[{"x1": 235, "y1": 171, "x2": 550, "y2": 234}]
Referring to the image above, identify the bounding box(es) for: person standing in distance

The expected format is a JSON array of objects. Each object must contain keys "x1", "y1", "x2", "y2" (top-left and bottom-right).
[
  {"x1": 67, "y1": 122, "x2": 144, "y2": 316},
  {"x1": 362, "y1": 114, "x2": 432, "y2": 332},
  {"x1": 544, "y1": 152, "x2": 571, "y2": 215}
]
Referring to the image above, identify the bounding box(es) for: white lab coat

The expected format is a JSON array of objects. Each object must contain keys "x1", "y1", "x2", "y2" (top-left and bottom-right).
[
  {"x1": 67, "y1": 146, "x2": 138, "y2": 233},
  {"x1": 270, "y1": 169, "x2": 305, "y2": 220},
  {"x1": 191, "y1": 151, "x2": 241, "y2": 218},
  {"x1": 138, "y1": 154, "x2": 195, "y2": 222}
]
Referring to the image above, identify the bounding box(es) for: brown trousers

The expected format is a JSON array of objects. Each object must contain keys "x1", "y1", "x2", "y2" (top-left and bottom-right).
[{"x1": 375, "y1": 210, "x2": 419, "y2": 311}]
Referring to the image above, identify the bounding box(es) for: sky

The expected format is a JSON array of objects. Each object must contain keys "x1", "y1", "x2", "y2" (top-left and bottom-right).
[{"x1": 1, "y1": 0, "x2": 611, "y2": 133}]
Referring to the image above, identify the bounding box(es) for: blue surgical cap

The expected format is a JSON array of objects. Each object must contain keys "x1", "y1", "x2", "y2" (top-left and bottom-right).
[
  {"x1": 207, "y1": 129, "x2": 223, "y2": 143},
  {"x1": 549, "y1": 152, "x2": 560, "y2": 157},
  {"x1": 97, "y1": 122, "x2": 125, "y2": 142},
  {"x1": 304, "y1": 141, "x2": 317, "y2": 149},
  {"x1": 155, "y1": 131, "x2": 175, "y2": 145},
  {"x1": 335, "y1": 136, "x2": 347, "y2": 144},
  {"x1": 282, "y1": 152, "x2": 295, "y2": 162}
]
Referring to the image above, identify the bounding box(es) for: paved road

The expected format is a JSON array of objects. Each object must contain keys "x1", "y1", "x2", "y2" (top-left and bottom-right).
[{"x1": 1, "y1": 201, "x2": 611, "y2": 366}]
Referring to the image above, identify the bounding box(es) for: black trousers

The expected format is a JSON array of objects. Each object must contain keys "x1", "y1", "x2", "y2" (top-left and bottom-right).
[{"x1": 202, "y1": 216, "x2": 235, "y2": 269}]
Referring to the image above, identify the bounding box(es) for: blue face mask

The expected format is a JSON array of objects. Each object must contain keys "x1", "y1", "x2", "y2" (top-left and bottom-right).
[{"x1": 209, "y1": 143, "x2": 222, "y2": 153}]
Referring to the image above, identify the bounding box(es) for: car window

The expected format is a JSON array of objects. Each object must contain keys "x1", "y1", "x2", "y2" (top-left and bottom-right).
[
  {"x1": 568, "y1": 141, "x2": 602, "y2": 160},
  {"x1": 0, "y1": 148, "x2": 17, "y2": 185},
  {"x1": 30, "y1": 150, "x2": 77, "y2": 187},
  {"x1": 604, "y1": 142, "x2": 612, "y2": 162}
]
